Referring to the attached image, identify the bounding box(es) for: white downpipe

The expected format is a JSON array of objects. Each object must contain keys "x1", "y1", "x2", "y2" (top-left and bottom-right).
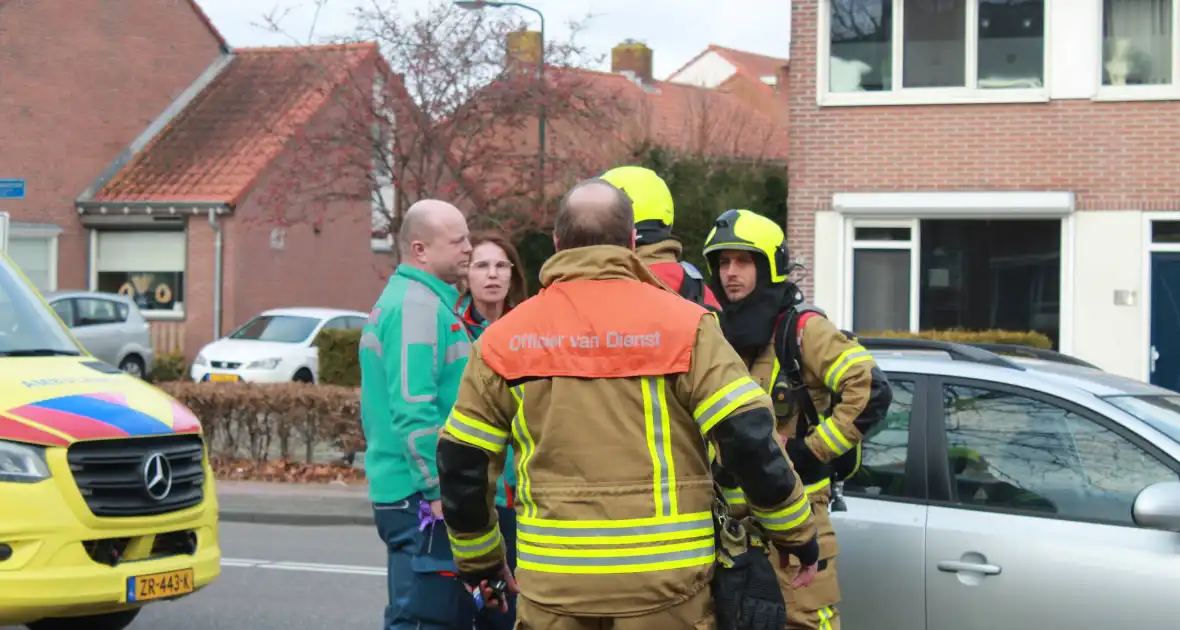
[{"x1": 208, "y1": 208, "x2": 223, "y2": 339}]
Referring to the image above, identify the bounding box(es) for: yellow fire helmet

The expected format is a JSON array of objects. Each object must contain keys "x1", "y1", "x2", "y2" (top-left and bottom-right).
[
  {"x1": 600, "y1": 165, "x2": 675, "y2": 227},
  {"x1": 702, "y1": 208, "x2": 791, "y2": 284}
]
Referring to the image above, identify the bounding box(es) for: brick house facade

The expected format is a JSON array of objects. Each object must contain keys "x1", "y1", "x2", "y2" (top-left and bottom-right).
[
  {"x1": 789, "y1": 0, "x2": 1180, "y2": 386},
  {"x1": 0, "y1": 0, "x2": 225, "y2": 293},
  {"x1": 2, "y1": 1, "x2": 394, "y2": 360}
]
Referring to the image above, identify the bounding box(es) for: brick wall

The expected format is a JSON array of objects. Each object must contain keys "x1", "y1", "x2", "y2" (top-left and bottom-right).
[
  {"x1": 788, "y1": 0, "x2": 1180, "y2": 296},
  {"x1": 180, "y1": 92, "x2": 392, "y2": 359},
  {"x1": 0, "y1": 0, "x2": 223, "y2": 289}
]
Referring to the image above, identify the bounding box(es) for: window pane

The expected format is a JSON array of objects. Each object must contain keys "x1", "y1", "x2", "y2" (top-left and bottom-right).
[
  {"x1": 978, "y1": 0, "x2": 1045, "y2": 88},
  {"x1": 845, "y1": 379, "x2": 916, "y2": 498},
  {"x1": 853, "y1": 249, "x2": 911, "y2": 333},
  {"x1": 830, "y1": 0, "x2": 895, "y2": 92},
  {"x1": 75, "y1": 298, "x2": 123, "y2": 327},
  {"x1": 903, "y1": 0, "x2": 967, "y2": 88},
  {"x1": 854, "y1": 226, "x2": 911, "y2": 241},
  {"x1": 943, "y1": 384, "x2": 1178, "y2": 524},
  {"x1": 97, "y1": 271, "x2": 185, "y2": 313},
  {"x1": 919, "y1": 219, "x2": 1060, "y2": 347},
  {"x1": 1103, "y1": 0, "x2": 1173, "y2": 86},
  {"x1": 7, "y1": 237, "x2": 51, "y2": 292},
  {"x1": 1152, "y1": 220, "x2": 1180, "y2": 243}
]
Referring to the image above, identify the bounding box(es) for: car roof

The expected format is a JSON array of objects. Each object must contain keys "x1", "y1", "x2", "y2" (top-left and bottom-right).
[
  {"x1": 873, "y1": 349, "x2": 1173, "y2": 398},
  {"x1": 43, "y1": 290, "x2": 135, "y2": 304},
  {"x1": 259, "y1": 307, "x2": 369, "y2": 319}
]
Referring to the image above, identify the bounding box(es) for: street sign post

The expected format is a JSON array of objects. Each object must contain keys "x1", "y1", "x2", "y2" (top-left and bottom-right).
[
  {"x1": 0, "y1": 179, "x2": 26, "y2": 200},
  {"x1": 0, "y1": 211, "x2": 9, "y2": 251}
]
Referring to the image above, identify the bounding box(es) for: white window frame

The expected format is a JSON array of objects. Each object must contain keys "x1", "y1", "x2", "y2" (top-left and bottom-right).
[
  {"x1": 835, "y1": 191, "x2": 1075, "y2": 352},
  {"x1": 1094, "y1": 0, "x2": 1180, "y2": 101},
  {"x1": 7, "y1": 224, "x2": 60, "y2": 293},
  {"x1": 817, "y1": 0, "x2": 1054, "y2": 107},
  {"x1": 88, "y1": 229, "x2": 186, "y2": 321},
  {"x1": 841, "y1": 218, "x2": 922, "y2": 332}
]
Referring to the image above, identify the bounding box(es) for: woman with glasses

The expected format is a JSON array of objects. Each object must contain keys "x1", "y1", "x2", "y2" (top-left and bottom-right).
[{"x1": 454, "y1": 231, "x2": 527, "y2": 629}]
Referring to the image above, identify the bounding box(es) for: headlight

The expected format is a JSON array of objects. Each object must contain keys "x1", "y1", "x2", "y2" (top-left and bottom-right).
[
  {"x1": 0, "y1": 441, "x2": 51, "y2": 483},
  {"x1": 247, "y1": 357, "x2": 281, "y2": 370},
  {"x1": 193, "y1": 353, "x2": 208, "y2": 366}
]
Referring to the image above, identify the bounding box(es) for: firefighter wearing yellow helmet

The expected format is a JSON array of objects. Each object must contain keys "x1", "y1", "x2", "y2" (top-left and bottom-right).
[
  {"x1": 599, "y1": 165, "x2": 722, "y2": 311},
  {"x1": 703, "y1": 209, "x2": 893, "y2": 630}
]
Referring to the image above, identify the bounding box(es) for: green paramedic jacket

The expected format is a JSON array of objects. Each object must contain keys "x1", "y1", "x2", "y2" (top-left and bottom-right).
[{"x1": 359, "y1": 265, "x2": 472, "y2": 504}]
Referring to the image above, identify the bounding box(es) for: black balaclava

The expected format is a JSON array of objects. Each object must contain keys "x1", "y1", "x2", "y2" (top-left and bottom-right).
[
  {"x1": 708, "y1": 253, "x2": 801, "y2": 358},
  {"x1": 635, "y1": 219, "x2": 674, "y2": 247}
]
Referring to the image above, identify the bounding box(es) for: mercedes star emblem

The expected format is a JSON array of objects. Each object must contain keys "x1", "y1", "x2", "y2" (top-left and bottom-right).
[{"x1": 142, "y1": 452, "x2": 173, "y2": 501}]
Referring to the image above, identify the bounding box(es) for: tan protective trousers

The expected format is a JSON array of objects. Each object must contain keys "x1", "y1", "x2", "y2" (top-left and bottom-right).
[{"x1": 514, "y1": 587, "x2": 715, "y2": 630}]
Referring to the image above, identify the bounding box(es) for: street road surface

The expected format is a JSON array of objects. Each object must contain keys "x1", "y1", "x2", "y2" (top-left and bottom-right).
[{"x1": 4, "y1": 523, "x2": 390, "y2": 630}]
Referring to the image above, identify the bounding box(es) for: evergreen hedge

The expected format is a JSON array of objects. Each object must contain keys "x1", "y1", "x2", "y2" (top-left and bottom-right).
[{"x1": 314, "y1": 329, "x2": 362, "y2": 386}]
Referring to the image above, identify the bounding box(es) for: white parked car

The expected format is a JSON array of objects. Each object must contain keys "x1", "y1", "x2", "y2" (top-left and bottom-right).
[{"x1": 190, "y1": 307, "x2": 368, "y2": 384}]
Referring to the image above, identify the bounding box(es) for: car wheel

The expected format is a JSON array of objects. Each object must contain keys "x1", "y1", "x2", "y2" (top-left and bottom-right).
[
  {"x1": 293, "y1": 368, "x2": 314, "y2": 384},
  {"x1": 118, "y1": 355, "x2": 146, "y2": 380},
  {"x1": 27, "y1": 608, "x2": 141, "y2": 630}
]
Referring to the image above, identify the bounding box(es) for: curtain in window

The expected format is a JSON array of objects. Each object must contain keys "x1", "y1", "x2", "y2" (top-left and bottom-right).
[{"x1": 1105, "y1": 0, "x2": 1173, "y2": 85}]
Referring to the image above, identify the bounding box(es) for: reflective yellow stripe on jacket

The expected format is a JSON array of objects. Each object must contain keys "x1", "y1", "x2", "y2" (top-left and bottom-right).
[
  {"x1": 642, "y1": 376, "x2": 678, "y2": 517},
  {"x1": 693, "y1": 376, "x2": 764, "y2": 434},
  {"x1": 511, "y1": 386, "x2": 539, "y2": 517},
  {"x1": 516, "y1": 512, "x2": 716, "y2": 575},
  {"x1": 445, "y1": 409, "x2": 510, "y2": 453},
  {"x1": 449, "y1": 526, "x2": 503, "y2": 559}
]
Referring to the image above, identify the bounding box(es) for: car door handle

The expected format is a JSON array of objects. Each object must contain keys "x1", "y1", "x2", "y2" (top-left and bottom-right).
[{"x1": 938, "y1": 560, "x2": 1001, "y2": 575}]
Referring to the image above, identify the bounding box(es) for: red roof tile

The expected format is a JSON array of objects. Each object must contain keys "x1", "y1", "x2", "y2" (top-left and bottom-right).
[
  {"x1": 563, "y1": 67, "x2": 788, "y2": 162},
  {"x1": 708, "y1": 45, "x2": 789, "y2": 81},
  {"x1": 91, "y1": 43, "x2": 379, "y2": 205}
]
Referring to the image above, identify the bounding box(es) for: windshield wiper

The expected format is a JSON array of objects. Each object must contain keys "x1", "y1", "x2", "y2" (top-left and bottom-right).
[{"x1": 0, "y1": 349, "x2": 83, "y2": 357}]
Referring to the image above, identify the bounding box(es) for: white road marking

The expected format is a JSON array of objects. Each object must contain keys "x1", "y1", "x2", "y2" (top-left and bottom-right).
[{"x1": 221, "y1": 557, "x2": 386, "y2": 577}]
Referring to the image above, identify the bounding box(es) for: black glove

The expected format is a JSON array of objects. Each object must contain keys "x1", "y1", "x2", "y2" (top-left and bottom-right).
[
  {"x1": 774, "y1": 534, "x2": 820, "y2": 569},
  {"x1": 786, "y1": 438, "x2": 825, "y2": 480}
]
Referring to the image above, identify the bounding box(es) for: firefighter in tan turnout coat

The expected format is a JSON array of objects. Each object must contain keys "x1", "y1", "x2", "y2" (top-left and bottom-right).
[
  {"x1": 702, "y1": 209, "x2": 893, "y2": 630},
  {"x1": 435, "y1": 180, "x2": 821, "y2": 629}
]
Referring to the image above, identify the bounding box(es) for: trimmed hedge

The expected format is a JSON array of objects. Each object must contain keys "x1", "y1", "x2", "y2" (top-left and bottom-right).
[
  {"x1": 315, "y1": 329, "x2": 362, "y2": 386},
  {"x1": 861, "y1": 329, "x2": 1054, "y2": 349},
  {"x1": 150, "y1": 352, "x2": 188, "y2": 383},
  {"x1": 159, "y1": 381, "x2": 363, "y2": 464}
]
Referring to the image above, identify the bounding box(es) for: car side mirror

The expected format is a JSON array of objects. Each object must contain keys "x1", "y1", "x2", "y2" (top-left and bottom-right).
[{"x1": 1132, "y1": 481, "x2": 1180, "y2": 532}]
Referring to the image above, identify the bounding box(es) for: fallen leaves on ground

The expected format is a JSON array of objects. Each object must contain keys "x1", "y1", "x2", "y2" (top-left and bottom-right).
[{"x1": 212, "y1": 456, "x2": 367, "y2": 485}]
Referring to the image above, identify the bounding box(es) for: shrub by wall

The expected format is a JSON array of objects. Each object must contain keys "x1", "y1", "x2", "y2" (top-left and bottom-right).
[
  {"x1": 861, "y1": 329, "x2": 1054, "y2": 349},
  {"x1": 314, "y1": 329, "x2": 362, "y2": 386},
  {"x1": 159, "y1": 382, "x2": 365, "y2": 482},
  {"x1": 150, "y1": 352, "x2": 188, "y2": 383}
]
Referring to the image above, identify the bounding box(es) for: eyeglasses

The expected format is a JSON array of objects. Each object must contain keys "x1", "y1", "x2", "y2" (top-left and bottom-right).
[{"x1": 470, "y1": 260, "x2": 513, "y2": 273}]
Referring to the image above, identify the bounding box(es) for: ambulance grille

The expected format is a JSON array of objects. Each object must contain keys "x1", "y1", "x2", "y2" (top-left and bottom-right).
[{"x1": 67, "y1": 435, "x2": 207, "y2": 517}]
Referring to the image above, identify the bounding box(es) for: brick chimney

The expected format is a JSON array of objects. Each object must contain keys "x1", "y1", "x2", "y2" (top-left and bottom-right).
[
  {"x1": 506, "y1": 30, "x2": 542, "y2": 71},
  {"x1": 611, "y1": 39, "x2": 653, "y2": 84},
  {"x1": 775, "y1": 63, "x2": 790, "y2": 94}
]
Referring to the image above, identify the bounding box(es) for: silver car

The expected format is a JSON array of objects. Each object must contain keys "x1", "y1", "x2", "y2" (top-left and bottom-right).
[
  {"x1": 833, "y1": 338, "x2": 1180, "y2": 630},
  {"x1": 44, "y1": 290, "x2": 154, "y2": 379}
]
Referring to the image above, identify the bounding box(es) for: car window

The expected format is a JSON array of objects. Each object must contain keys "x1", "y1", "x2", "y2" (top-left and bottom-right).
[
  {"x1": 320, "y1": 317, "x2": 349, "y2": 331},
  {"x1": 843, "y1": 379, "x2": 917, "y2": 499},
  {"x1": 74, "y1": 298, "x2": 125, "y2": 327},
  {"x1": 346, "y1": 316, "x2": 367, "y2": 329},
  {"x1": 51, "y1": 299, "x2": 75, "y2": 327},
  {"x1": 942, "y1": 383, "x2": 1179, "y2": 526},
  {"x1": 230, "y1": 315, "x2": 320, "y2": 343},
  {"x1": 1104, "y1": 395, "x2": 1180, "y2": 444}
]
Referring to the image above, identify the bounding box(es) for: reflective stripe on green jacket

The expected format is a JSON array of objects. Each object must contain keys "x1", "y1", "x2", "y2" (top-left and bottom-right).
[{"x1": 359, "y1": 265, "x2": 470, "y2": 503}]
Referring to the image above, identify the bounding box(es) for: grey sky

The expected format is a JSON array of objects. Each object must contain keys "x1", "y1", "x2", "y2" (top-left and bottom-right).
[{"x1": 194, "y1": 0, "x2": 791, "y2": 79}]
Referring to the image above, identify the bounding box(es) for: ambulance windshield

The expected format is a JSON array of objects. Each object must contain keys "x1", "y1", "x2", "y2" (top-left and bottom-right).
[{"x1": 0, "y1": 254, "x2": 82, "y2": 357}]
